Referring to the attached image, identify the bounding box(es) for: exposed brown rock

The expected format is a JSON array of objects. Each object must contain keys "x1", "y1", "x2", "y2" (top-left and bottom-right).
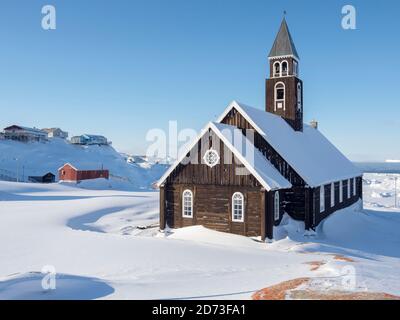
[
  {"x1": 253, "y1": 277, "x2": 400, "y2": 300},
  {"x1": 333, "y1": 255, "x2": 355, "y2": 262},
  {"x1": 252, "y1": 278, "x2": 309, "y2": 300},
  {"x1": 304, "y1": 261, "x2": 326, "y2": 271}
]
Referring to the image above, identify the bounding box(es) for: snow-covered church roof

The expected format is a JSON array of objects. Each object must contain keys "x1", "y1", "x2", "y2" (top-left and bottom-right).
[
  {"x1": 217, "y1": 101, "x2": 362, "y2": 187},
  {"x1": 157, "y1": 122, "x2": 292, "y2": 191}
]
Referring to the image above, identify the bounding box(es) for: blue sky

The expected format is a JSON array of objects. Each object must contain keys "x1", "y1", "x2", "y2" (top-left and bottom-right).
[{"x1": 0, "y1": 0, "x2": 399, "y2": 161}]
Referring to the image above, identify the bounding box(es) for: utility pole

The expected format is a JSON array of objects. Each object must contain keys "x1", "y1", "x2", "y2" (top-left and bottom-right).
[{"x1": 14, "y1": 157, "x2": 19, "y2": 183}]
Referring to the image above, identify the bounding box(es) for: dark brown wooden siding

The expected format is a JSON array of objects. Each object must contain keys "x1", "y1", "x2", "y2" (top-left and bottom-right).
[
  {"x1": 266, "y1": 76, "x2": 303, "y2": 130},
  {"x1": 313, "y1": 176, "x2": 363, "y2": 226},
  {"x1": 166, "y1": 128, "x2": 262, "y2": 188},
  {"x1": 221, "y1": 108, "x2": 307, "y2": 222},
  {"x1": 263, "y1": 189, "x2": 286, "y2": 239},
  {"x1": 163, "y1": 127, "x2": 266, "y2": 238},
  {"x1": 165, "y1": 184, "x2": 264, "y2": 238},
  {"x1": 283, "y1": 187, "x2": 306, "y2": 220},
  {"x1": 265, "y1": 56, "x2": 303, "y2": 132}
]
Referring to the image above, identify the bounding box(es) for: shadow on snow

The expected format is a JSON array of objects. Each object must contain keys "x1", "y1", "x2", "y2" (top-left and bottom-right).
[{"x1": 0, "y1": 272, "x2": 114, "y2": 300}]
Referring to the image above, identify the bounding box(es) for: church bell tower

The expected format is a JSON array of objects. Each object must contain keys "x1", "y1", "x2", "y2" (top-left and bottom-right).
[{"x1": 266, "y1": 18, "x2": 303, "y2": 131}]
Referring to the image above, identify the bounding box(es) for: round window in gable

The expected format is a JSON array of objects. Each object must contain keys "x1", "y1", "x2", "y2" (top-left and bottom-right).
[{"x1": 203, "y1": 149, "x2": 220, "y2": 168}]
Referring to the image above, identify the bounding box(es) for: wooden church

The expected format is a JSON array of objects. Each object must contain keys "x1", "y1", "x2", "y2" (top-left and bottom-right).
[{"x1": 157, "y1": 18, "x2": 362, "y2": 240}]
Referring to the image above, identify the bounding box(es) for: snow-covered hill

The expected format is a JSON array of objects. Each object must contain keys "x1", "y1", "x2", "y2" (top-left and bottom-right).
[{"x1": 0, "y1": 139, "x2": 168, "y2": 190}]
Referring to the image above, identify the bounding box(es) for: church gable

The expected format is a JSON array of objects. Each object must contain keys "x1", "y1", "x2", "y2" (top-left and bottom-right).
[
  {"x1": 158, "y1": 122, "x2": 291, "y2": 191},
  {"x1": 165, "y1": 131, "x2": 262, "y2": 188}
]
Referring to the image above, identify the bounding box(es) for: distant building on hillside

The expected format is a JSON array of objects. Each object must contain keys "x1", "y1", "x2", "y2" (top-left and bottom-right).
[
  {"x1": 58, "y1": 163, "x2": 109, "y2": 182},
  {"x1": 28, "y1": 172, "x2": 56, "y2": 184},
  {"x1": 3, "y1": 125, "x2": 48, "y2": 142},
  {"x1": 0, "y1": 132, "x2": 4, "y2": 140},
  {"x1": 70, "y1": 134, "x2": 109, "y2": 145},
  {"x1": 127, "y1": 155, "x2": 148, "y2": 164},
  {"x1": 42, "y1": 128, "x2": 68, "y2": 139}
]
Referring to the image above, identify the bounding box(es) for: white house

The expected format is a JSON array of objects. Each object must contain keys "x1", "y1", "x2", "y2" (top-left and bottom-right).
[{"x1": 42, "y1": 128, "x2": 69, "y2": 139}]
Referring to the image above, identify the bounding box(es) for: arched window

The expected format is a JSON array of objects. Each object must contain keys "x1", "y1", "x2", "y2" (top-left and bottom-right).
[
  {"x1": 330, "y1": 182, "x2": 335, "y2": 207},
  {"x1": 274, "y1": 192, "x2": 280, "y2": 221},
  {"x1": 281, "y1": 61, "x2": 288, "y2": 76},
  {"x1": 182, "y1": 189, "x2": 193, "y2": 218},
  {"x1": 353, "y1": 177, "x2": 357, "y2": 196},
  {"x1": 339, "y1": 181, "x2": 343, "y2": 203},
  {"x1": 293, "y1": 60, "x2": 299, "y2": 76},
  {"x1": 297, "y1": 83, "x2": 302, "y2": 110},
  {"x1": 320, "y1": 185, "x2": 325, "y2": 213},
  {"x1": 273, "y1": 61, "x2": 281, "y2": 77},
  {"x1": 274, "y1": 82, "x2": 285, "y2": 111},
  {"x1": 232, "y1": 192, "x2": 244, "y2": 222}
]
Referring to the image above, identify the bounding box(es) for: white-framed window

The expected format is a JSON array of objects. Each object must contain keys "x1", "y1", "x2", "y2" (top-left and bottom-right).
[
  {"x1": 273, "y1": 61, "x2": 281, "y2": 77},
  {"x1": 347, "y1": 179, "x2": 351, "y2": 199},
  {"x1": 182, "y1": 189, "x2": 193, "y2": 218},
  {"x1": 353, "y1": 177, "x2": 357, "y2": 196},
  {"x1": 339, "y1": 180, "x2": 343, "y2": 203},
  {"x1": 232, "y1": 192, "x2": 244, "y2": 222},
  {"x1": 274, "y1": 191, "x2": 280, "y2": 221},
  {"x1": 297, "y1": 83, "x2": 302, "y2": 110},
  {"x1": 274, "y1": 82, "x2": 285, "y2": 111},
  {"x1": 281, "y1": 60, "x2": 288, "y2": 76},
  {"x1": 331, "y1": 182, "x2": 335, "y2": 207},
  {"x1": 293, "y1": 60, "x2": 298, "y2": 76},
  {"x1": 320, "y1": 185, "x2": 325, "y2": 213}
]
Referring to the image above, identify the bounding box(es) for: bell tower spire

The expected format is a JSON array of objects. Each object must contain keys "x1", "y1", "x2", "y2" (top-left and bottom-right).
[{"x1": 266, "y1": 18, "x2": 303, "y2": 131}]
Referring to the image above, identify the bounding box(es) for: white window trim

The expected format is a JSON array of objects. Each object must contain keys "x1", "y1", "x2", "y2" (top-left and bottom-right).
[
  {"x1": 297, "y1": 82, "x2": 302, "y2": 110},
  {"x1": 274, "y1": 191, "x2": 280, "y2": 221},
  {"x1": 320, "y1": 185, "x2": 325, "y2": 213},
  {"x1": 273, "y1": 61, "x2": 281, "y2": 78},
  {"x1": 268, "y1": 54, "x2": 297, "y2": 60},
  {"x1": 339, "y1": 181, "x2": 343, "y2": 203},
  {"x1": 232, "y1": 192, "x2": 245, "y2": 222},
  {"x1": 182, "y1": 189, "x2": 193, "y2": 218},
  {"x1": 293, "y1": 59, "x2": 298, "y2": 76},
  {"x1": 274, "y1": 82, "x2": 286, "y2": 111},
  {"x1": 331, "y1": 182, "x2": 335, "y2": 207},
  {"x1": 347, "y1": 179, "x2": 351, "y2": 199},
  {"x1": 353, "y1": 177, "x2": 357, "y2": 196},
  {"x1": 281, "y1": 60, "x2": 289, "y2": 77}
]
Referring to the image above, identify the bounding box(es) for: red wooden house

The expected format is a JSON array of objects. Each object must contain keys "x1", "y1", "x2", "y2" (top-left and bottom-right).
[{"x1": 58, "y1": 163, "x2": 109, "y2": 182}]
